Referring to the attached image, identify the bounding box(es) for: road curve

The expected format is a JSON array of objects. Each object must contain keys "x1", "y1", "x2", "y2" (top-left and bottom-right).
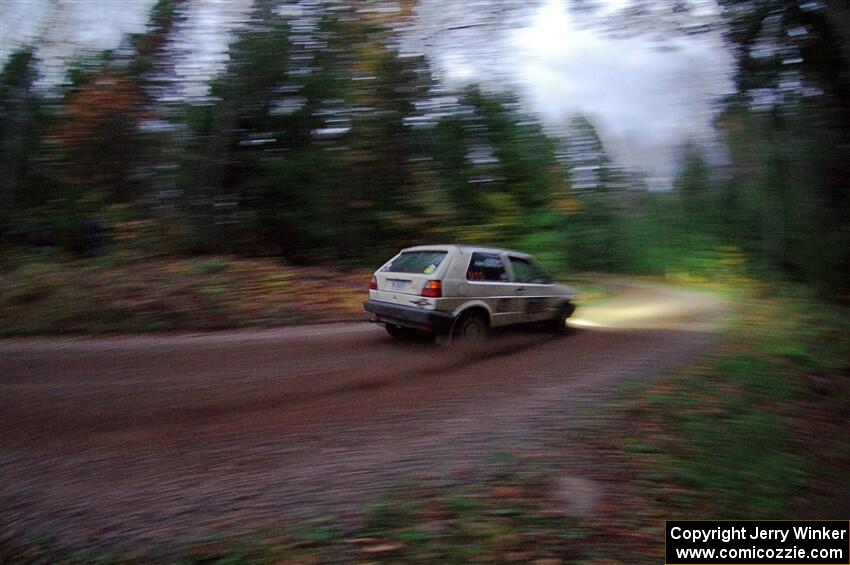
[{"x1": 0, "y1": 283, "x2": 726, "y2": 552}]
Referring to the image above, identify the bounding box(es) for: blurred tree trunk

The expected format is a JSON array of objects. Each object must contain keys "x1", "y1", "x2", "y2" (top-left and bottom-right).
[
  {"x1": 0, "y1": 87, "x2": 26, "y2": 213},
  {"x1": 825, "y1": 0, "x2": 850, "y2": 63},
  {"x1": 0, "y1": 51, "x2": 36, "y2": 227}
]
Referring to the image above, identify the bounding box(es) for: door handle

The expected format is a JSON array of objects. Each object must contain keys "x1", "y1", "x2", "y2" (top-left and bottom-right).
[{"x1": 515, "y1": 288, "x2": 525, "y2": 293}]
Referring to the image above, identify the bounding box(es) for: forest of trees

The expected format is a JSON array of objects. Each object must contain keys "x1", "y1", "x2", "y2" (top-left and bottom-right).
[{"x1": 1, "y1": 0, "x2": 848, "y2": 295}]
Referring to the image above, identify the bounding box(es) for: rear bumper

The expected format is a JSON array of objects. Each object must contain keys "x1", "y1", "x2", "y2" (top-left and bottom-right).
[{"x1": 363, "y1": 300, "x2": 455, "y2": 333}]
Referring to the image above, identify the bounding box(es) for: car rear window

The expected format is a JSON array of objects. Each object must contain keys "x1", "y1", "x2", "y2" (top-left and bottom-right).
[
  {"x1": 466, "y1": 252, "x2": 508, "y2": 281},
  {"x1": 382, "y1": 251, "x2": 447, "y2": 274}
]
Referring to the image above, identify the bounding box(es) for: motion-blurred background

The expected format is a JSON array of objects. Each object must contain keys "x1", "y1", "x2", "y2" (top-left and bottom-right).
[{"x1": 2, "y1": 0, "x2": 848, "y2": 309}]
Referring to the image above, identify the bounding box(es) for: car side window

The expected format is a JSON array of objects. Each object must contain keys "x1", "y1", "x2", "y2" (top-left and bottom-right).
[
  {"x1": 466, "y1": 252, "x2": 508, "y2": 282},
  {"x1": 509, "y1": 257, "x2": 550, "y2": 284}
]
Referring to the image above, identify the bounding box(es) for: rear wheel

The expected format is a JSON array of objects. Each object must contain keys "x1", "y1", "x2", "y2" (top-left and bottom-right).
[{"x1": 453, "y1": 312, "x2": 489, "y2": 343}]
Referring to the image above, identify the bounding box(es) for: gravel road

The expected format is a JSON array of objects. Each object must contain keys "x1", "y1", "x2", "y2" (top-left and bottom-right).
[{"x1": 0, "y1": 283, "x2": 726, "y2": 552}]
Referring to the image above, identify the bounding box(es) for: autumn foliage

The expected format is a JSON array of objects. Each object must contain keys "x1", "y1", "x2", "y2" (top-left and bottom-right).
[{"x1": 48, "y1": 71, "x2": 145, "y2": 197}]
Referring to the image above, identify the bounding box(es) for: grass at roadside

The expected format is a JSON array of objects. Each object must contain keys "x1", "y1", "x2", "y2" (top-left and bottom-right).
[
  {"x1": 580, "y1": 281, "x2": 850, "y2": 562},
  {"x1": 0, "y1": 252, "x2": 370, "y2": 335}
]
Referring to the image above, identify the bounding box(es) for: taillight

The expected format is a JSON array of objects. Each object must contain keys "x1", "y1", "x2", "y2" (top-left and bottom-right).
[
  {"x1": 421, "y1": 280, "x2": 442, "y2": 298},
  {"x1": 369, "y1": 276, "x2": 378, "y2": 290}
]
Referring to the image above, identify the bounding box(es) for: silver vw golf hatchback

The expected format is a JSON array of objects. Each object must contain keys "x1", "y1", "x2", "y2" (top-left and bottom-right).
[{"x1": 364, "y1": 245, "x2": 577, "y2": 342}]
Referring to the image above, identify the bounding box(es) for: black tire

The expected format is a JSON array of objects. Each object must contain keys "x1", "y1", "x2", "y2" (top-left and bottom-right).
[
  {"x1": 548, "y1": 304, "x2": 574, "y2": 335},
  {"x1": 385, "y1": 324, "x2": 416, "y2": 339},
  {"x1": 453, "y1": 312, "x2": 489, "y2": 343}
]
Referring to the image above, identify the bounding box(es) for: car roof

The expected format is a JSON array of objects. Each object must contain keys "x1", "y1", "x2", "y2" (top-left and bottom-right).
[{"x1": 401, "y1": 244, "x2": 531, "y2": 257}]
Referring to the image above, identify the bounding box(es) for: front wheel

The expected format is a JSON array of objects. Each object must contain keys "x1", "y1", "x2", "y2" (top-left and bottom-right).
[{"x1": 548, "y1": 303, "x2": 575, "y2": 335}]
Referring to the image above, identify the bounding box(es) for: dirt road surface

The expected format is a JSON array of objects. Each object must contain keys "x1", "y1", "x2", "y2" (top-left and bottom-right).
[{"x1": 0, "y1": 284, "x2": 726, "y2": 552}]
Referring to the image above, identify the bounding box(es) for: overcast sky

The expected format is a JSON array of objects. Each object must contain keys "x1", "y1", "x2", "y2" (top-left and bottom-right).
[
  {"x1": 0, "y1": 0, "x2": 734, "y2": 187},
  {"x1": 406, "y1": 0, "x2": 734, "y2": 187}
]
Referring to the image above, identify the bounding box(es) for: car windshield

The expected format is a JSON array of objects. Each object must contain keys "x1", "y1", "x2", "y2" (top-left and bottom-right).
[{"x1": 382, "y1": 251, "x2": 447, "y2": 274}]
